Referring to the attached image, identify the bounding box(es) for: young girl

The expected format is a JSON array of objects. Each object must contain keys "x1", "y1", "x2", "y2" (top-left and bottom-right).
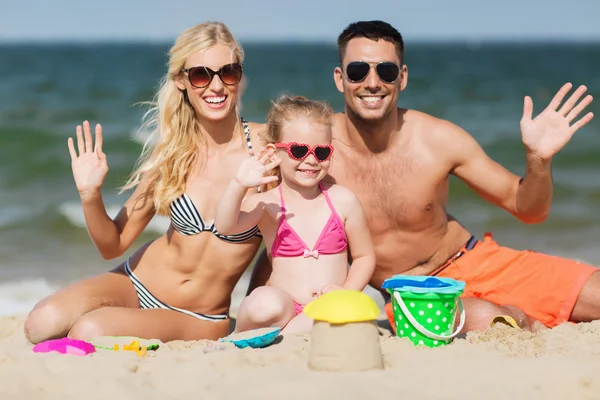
[{"x1": 214, "y1": 95, "x2": 376, "y2": 333}]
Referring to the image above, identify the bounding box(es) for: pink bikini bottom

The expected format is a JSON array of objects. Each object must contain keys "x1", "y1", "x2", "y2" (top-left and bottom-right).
[{"x1": 293, "y1": 301, "x2": 305, "y2": 316}]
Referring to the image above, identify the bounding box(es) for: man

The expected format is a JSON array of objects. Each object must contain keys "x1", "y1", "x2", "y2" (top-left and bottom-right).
[{"x1": 247, "y1": 20, "x2": 596, "y2": 332}]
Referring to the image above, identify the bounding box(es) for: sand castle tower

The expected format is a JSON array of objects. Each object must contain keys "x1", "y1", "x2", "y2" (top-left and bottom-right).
[{"x1": 303, "y1": 290, "x2": 383, "y2": 372}]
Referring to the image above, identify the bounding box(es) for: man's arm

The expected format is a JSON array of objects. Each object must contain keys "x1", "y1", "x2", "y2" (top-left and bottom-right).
[
  {"x1": 446, "y1": 83, "x2": 593, "y2": 224},
  {"x1": 448, "y1": 124, "x2": 551, "y2": 224}
]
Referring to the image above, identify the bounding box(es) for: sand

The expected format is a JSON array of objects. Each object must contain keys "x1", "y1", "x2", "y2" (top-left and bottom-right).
[{"x1": 2, "y1": 317, "x2": 600, "y2": 400}]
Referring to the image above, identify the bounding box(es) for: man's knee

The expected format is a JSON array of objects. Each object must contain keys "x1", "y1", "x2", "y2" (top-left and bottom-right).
[
  {"x1": 461, "y1": 298, "x2": 545, "y2": 332},
  {"x1": 461, "y1": 297, "x2": 504, "y2": 332},
  {"x1": 24, "y1": 300, "x2": 68, "y2": 344}
]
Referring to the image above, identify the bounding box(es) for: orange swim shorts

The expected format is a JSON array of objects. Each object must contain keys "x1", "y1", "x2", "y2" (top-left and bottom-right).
[{"x1": 385, "y1": 233, "x2": 597, "y2": 328}]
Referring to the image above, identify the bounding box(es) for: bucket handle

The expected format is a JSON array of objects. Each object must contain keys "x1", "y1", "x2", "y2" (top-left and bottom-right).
[{"x1": 393, "y1": 291, "x2": 465, "y2": 341}]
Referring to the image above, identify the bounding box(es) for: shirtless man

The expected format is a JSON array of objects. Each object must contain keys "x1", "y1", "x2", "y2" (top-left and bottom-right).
[{"x1": 245, "y1": 20, "x2": 596, "y2": 332}]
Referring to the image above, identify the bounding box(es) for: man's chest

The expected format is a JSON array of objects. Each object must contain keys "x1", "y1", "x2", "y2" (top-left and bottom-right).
[{"x1": 329, "y1": 151, "x2": 448, "y2": 230}]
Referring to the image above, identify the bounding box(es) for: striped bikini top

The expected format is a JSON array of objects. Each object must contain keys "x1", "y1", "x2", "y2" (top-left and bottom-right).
[{"x1": 169, "y1": 118, "x2": 262, "y2": 243}]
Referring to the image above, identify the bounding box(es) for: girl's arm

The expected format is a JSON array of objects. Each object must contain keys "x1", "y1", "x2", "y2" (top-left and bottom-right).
[
  {"x1": 338, "y1": 190, "x2": 376, "y2": 291},
  {"x1": 214, "y1": 181, "x2": 266, "y2": 235},
  {"x1": 214, "y1": 151, "x2": 280, "y2": 235}
]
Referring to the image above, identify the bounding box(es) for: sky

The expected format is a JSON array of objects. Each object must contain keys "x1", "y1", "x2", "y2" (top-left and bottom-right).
[{"x1": 1, "y1": 0, "x2": 598, "y2": 42}]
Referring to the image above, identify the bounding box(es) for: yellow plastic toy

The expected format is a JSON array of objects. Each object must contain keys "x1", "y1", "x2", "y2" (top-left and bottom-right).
[
  {"x1": 303, "y1": 289, "x2": 380, "y2": 323},
  {"x1": 114, "y1": 340, "x2": 147, "y2": 357},
  {"x1": 304, "y1": 289, "x2": 384, "y2": 372}
]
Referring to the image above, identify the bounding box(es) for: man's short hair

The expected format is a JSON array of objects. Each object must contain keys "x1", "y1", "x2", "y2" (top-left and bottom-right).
[{"x1": 337, "y1": 20, "x2": 404, "y2": 64}]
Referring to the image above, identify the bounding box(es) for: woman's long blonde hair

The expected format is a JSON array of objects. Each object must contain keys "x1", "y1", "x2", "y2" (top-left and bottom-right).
[{"x1": 121, "y1": 22, "x2": 244, "y2": 215}]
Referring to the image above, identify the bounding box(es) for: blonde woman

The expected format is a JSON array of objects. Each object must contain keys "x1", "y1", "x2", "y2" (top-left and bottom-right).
[{"x1": 24, "y1": 22, "x2": 265, "y2": 343}]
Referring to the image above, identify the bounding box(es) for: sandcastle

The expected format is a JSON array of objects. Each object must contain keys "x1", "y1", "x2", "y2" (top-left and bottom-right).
[{"x1": 303, "y1": 290, "x2": 384, "y2": 372}]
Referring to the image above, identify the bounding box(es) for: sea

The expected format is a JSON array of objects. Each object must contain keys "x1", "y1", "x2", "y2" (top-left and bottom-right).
[{"x1": 0, "y1": 41, "x2": 598, "y2": 316}]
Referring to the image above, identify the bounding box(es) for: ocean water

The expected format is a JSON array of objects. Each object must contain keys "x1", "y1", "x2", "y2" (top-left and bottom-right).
[{"x1": 0, "y1": 42, "x2": 598, "y2": 316}]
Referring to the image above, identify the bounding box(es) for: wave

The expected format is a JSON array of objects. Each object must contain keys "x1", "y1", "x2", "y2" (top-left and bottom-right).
[
  {"x1": 0, "y1": 278, "x2": 58, "y2": 317},
  {"x1": 57, "y1": 201, "x2": 170, "y2": 234}
]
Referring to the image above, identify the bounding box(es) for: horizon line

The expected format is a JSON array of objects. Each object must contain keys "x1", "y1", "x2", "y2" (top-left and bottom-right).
[{"x1": 1, "y1": 36, "x2": 600, "y2": 45}]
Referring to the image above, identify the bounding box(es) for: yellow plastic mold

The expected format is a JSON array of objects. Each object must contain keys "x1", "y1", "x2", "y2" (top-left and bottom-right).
[{"x1": 303, "y1": 290, "x2": 380, "y2": 324}]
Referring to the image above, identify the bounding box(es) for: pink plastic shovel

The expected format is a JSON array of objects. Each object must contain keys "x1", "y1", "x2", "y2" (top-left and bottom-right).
[{"x1": 33, "y1": 338, "x2": 96, "y2": 356}]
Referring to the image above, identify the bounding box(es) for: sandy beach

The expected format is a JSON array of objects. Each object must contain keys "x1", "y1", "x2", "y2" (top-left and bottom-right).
[{"x1": 2, "y1": 314, "x2": 600, "y2": 400}]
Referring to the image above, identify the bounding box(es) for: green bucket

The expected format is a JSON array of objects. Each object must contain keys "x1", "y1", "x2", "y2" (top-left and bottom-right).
[{"x1": 382, "y1": 275, "x2": 466, "y2": 348}]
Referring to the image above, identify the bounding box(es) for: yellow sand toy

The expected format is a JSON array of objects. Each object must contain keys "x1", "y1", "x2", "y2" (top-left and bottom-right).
[
  {"x1": 303, "y1": 289, "x2": 381, "y2": 323},
  {"x1": 89, "y1": 336, "x2": 160, "y2": 357},
  {"x1": 303, "y1": 290, "x2": 384, "y2": 372},
  {"x1": 491, "y1": 315, "x2": 521, "y2": 329},
  {"x1": 113, "y1": 340, "x2": 147, "y2": 357}
]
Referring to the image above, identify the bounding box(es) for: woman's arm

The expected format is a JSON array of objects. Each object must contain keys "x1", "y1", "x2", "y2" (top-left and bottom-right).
[
  {"x1": 69, "y1": 121, "x2": 156, "y2": 260},
  {"x1": 81, "y1": 178, "x2": 155, "y2": 260}
]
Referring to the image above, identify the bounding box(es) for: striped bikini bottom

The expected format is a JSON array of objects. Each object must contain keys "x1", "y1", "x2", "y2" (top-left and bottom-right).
[{"x1": 123, "y1": 259, "x2": 228, "y2": 322}]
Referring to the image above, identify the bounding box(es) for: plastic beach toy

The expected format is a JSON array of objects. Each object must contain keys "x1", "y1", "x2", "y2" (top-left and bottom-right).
[
  {"x1": 89, "y1": 336, "x2": 159, "y2": 354},
  {"x1": 303, "y1": 290, "x2": 384, "y2": 372},
  {"x1": 33, "y1": 338, "x2": 96, "y2": 356},
  {"x1": 303, "y1": 289, "x2": 380, "y2": 324},
  {"x1": 220, "y1": 327, "x2": 281, "y2": 349},
  {"x1": 382, "y1": 275, "x2": 466, "y2": 347}
]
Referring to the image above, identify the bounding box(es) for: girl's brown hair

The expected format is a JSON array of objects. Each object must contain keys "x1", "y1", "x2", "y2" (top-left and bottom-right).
[{"x1": 264, "y1": 95, "x2": 333, "y2": 143}]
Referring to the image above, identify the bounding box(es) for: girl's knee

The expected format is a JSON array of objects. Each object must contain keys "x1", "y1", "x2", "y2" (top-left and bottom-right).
[{"x1": 240, "y1": 287, "x2": 291, "y2": 325}]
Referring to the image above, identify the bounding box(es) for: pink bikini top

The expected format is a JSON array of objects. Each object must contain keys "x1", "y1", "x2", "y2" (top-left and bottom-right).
[{"x1": 271, "y1": 183, "x2": 348, "y2": 259}]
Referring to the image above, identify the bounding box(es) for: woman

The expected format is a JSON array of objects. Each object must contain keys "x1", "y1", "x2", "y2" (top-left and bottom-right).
[{"x1": 24, "y1": 22, "x2": 266, "y2": 343}]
